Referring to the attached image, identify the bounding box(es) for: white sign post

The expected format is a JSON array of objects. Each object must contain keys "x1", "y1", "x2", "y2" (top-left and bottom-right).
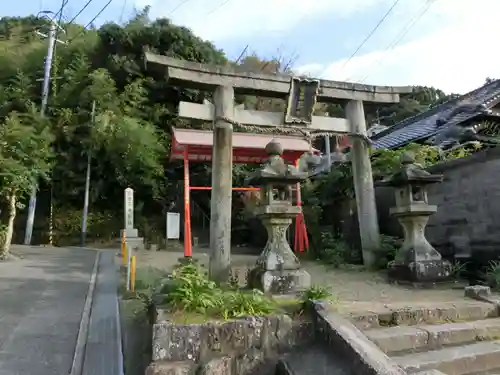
[
  {"x1": 166, "y1": 212, "x2": 180, "y2": 239},
  {"x1": 122, "y1": 187, "x2": 144, "y2": 251},
  {"x1": 124, "y1": 187, "x2": 138, "y2": 238}
]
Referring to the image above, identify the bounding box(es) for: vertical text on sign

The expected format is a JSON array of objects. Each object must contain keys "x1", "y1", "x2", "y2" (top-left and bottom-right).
[{"x1": 125, "y1": 187, "x2": 134, "y2": 229}]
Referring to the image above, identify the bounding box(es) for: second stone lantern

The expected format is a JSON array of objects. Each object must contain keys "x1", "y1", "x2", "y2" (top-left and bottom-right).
[{"x1": 378, "y1": 152, "x2": 451, "y2": 285}]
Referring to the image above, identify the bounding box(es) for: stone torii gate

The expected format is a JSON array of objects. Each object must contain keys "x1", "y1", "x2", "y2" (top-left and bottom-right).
[{"x1": 145, "y1": 52, "x2": 412, "y2": 279}]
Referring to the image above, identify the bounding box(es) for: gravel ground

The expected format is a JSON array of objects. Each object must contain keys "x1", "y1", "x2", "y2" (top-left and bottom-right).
[
  {"x1": 303, "y1": 261, "x2": 465, "y2": 312},
  {"x1": 127, "y1": 248, "x2": 466, "y2": 308}
]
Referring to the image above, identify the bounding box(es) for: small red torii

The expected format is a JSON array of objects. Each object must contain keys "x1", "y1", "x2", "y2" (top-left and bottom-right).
[{"x1": 170, "y1": 127, "x2": 321, "y2": 257}]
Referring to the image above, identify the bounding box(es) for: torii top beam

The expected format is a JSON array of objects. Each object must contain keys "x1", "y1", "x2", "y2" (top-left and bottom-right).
[{"x1": 145, "y1": 52, "x2": 413, "y2": 104}]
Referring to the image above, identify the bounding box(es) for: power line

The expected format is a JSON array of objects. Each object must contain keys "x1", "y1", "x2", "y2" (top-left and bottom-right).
[
  {"x1": 357, "y1": 0, "x2": 437, "y2": 84},
  {"x1": 82, "y1": 0, "x2": 113, "y2": 30},
  {"x1": 31, "y1": 1, "x2": 67, "y2": 35},
  {"x1": 234, "y1": 45, "x2": 249, "y2": 64},
  {"x1": 169, "y1": 0, "x2": 231, "y2": 18},
  {"x1": 168, "y1": 0, "x2": 191, "y2": 16},
  {"x1": 49, "y1": 0, "x2": 69, "y2": 23},
  {"x1": 330, "y1": 0, "x2": 401, "y2": 78},
  {"x1": 53, "y1": 0, "x2": 68, "y2": 47},
  {"x1": 119, "y1": 0, "x2": 127, "y2": 23},
  {"x1": 67, "y1": 0, "x2": 94, "y2": 25},
  {"x1": 206, "y1": 0, "x2": 232, "y2": 16},
  {"x1": 38, "y1": 0, "x2": 45, "y2": 14},
  {"x1": 56, "y1": 0, "x2": 68, "y2": 24},
  {"x1": 68, "y1": 0, "x2": 113, "y2": 42}
]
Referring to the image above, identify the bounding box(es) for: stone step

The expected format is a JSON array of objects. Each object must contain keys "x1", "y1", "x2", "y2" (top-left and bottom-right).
[
  {"x1": 145, "y1": 360, "x2": 197, "y2": 375},
  {"x1": 345, "y1": 301, "x2": 498, "y2": 330},
  {"x1": 276, "y1": 345, "x2": 352, "y2": 375},
  {"x1": 366, "y1": 318, "x2": 500, "y2": 354},
  {"x1": 392, "y1": 340, "x2": 500, "y2": 375}
]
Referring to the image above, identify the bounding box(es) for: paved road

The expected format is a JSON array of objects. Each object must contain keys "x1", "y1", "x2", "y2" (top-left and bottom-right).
[{"x1": 0, "y1": 246, "x2": 97, "y2": 375}]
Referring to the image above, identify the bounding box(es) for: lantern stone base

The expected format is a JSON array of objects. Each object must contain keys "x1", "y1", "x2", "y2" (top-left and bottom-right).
[
  {"x1": 388, "y1": 258, "x2": 452, "y2": 286},
  {"x1": 387, "y1": 211, "x2": 451, "y2": 286},
  {"x1": 249, "y1": 267, "x2": 311, "y2": 295},
  {"x1": 248, "y1": 205, "x2": 310, "y2": 295}
]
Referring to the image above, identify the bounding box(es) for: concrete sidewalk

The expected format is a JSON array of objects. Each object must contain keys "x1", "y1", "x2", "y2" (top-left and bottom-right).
[
  {"x1": 0, "y1": 246, "x2": 97, "y2": 375},
  {"x1": 82, "y1": 250, "x2": 122, "y2": 375}
]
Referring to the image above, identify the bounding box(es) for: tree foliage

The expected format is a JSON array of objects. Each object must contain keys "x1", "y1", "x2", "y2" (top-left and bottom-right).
[
  {"x1": 306, "y1": 142, "x2": 480, "y2": 209},
  {"x1": 0, "y1": 109, "x2": 54, "y2": 258},
  {"x1": 0, "y1": 112, "x2": 54, "y2": 195}
]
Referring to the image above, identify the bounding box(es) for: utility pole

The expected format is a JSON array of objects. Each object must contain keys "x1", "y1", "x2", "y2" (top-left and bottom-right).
[
  {"x1": 324, "y1": 135, "x2": 331, "y2": 169},
  {"x1": 323, "y1": 111, "x2": 332, "y2": 169},
  {"x1": 24, "y1": 14, "x2": 65, "y2": 245},
  {"x1": 80, "y1": 100, "x2": 96, "y2": 247},
  {"x1": 234, "y1": 45, "x2": 249, "y2": 64}
]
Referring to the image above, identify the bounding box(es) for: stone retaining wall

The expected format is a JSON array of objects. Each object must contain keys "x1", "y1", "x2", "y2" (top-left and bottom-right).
[
  {"x1": 148, "y1": 313, "x2": 313, "y2": 375},
  {"x1": 144, "y1": 304, "x2": 419, "y2": 375}
]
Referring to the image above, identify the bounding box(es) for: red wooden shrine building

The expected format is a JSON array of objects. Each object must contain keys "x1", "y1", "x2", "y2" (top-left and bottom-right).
[{"x1": 169, "y1": 127, "x2": 321, "y2": 257}]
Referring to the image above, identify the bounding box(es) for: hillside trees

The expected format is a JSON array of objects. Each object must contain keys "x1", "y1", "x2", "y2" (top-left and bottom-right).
[
  {"x1": 0, "y1": 74, "x2": 54, "y2": 258},
  {"x1": 0, "y1": 11, "x2": 233, "y2": 244},
  {"x1": 51, "y1": 57, "x2": 167, "y2": 203}
]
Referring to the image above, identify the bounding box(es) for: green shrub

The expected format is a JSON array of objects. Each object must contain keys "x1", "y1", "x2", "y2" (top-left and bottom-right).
[
  {"x1": 134, "y1": 267, "x2": 169, "y2": 291},
  {"x1": 301, "y1": 285, "x2": 331, "y2": 302},
  {"x1": 0, "y1": 224, "x2": 6, "y2": 249},
  {"x1": 163, "y1": 262, "x2": 277, "y2": 319},
  {"x1": 52, "y1": 208, "x2": 120, "y2": 245},
  {"x1": 375, "y1": 235, "x2": 403, "y2": 269},
  {"x1": 485, "y1": 261, "x2": 500, "y2": 289},
  {"x1": 449, "y1": 261, "x2": 468, "y2": 280},
  {"x1": 218, "y1": 289, "x2": 276, "y2": 319},
  {"x1": 319, "y1": 231, "x2": 349, "y2": 268},
  {"x1": 166, "y1": 263, "x2": 221, "y2": 313},
  {"x1": 129, "y1": 264, "x2": 338, "y2": 321},
  {"x1": 52, "y1": 209, "x2": 165, "y2": 246}
]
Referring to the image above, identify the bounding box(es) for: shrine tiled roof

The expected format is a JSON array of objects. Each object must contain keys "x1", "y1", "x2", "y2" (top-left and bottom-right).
[
  {"x1": 372, "y1": 80, "x2": 500, "y2": 150},
  {"x1": 170, "y1": 127, "x2": 320, "y2": 164}
]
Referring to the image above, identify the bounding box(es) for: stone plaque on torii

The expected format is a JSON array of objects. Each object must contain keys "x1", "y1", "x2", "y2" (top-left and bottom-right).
[{"x1": 145, "y1": 51, "x2": 412, "y2": 279}]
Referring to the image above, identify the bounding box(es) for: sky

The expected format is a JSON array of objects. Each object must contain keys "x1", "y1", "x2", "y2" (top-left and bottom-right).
[{"x1": 2, "y1": 0, "x2": 500, "y2": 94}]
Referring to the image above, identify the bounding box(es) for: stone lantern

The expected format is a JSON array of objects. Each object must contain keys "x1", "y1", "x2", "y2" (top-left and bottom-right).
[
  {"x1": 378, "y1": 152, "x2": 451, "y2": 284},
  {"x1": 246, "y1": 139, "x2": 312, "y2": 294}
]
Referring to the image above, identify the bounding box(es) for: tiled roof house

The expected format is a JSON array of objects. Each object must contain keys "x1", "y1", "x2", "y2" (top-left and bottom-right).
[{"x1": 372, "y1": 80, "x2": 500, "y2": 150}]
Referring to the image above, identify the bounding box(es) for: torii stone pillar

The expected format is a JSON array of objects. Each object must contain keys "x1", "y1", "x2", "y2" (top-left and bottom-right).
[
  {"x1": 210, "y1": 86, "x2": 234, "y2": 281},
  {"x1": 346, "y1": 100, "x2": 380, "y2": 266},
  {"x1": 144, "y1": 52, "x2": 412, "y2": 274}
]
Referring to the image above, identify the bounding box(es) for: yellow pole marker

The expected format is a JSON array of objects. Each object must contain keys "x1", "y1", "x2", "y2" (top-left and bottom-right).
[
  {"x1": 130, "y1": 255, "x2": 136, "y2": 292},
  {"x1": 121, "y1": 231, "x2": 127, "y2": 266}
]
